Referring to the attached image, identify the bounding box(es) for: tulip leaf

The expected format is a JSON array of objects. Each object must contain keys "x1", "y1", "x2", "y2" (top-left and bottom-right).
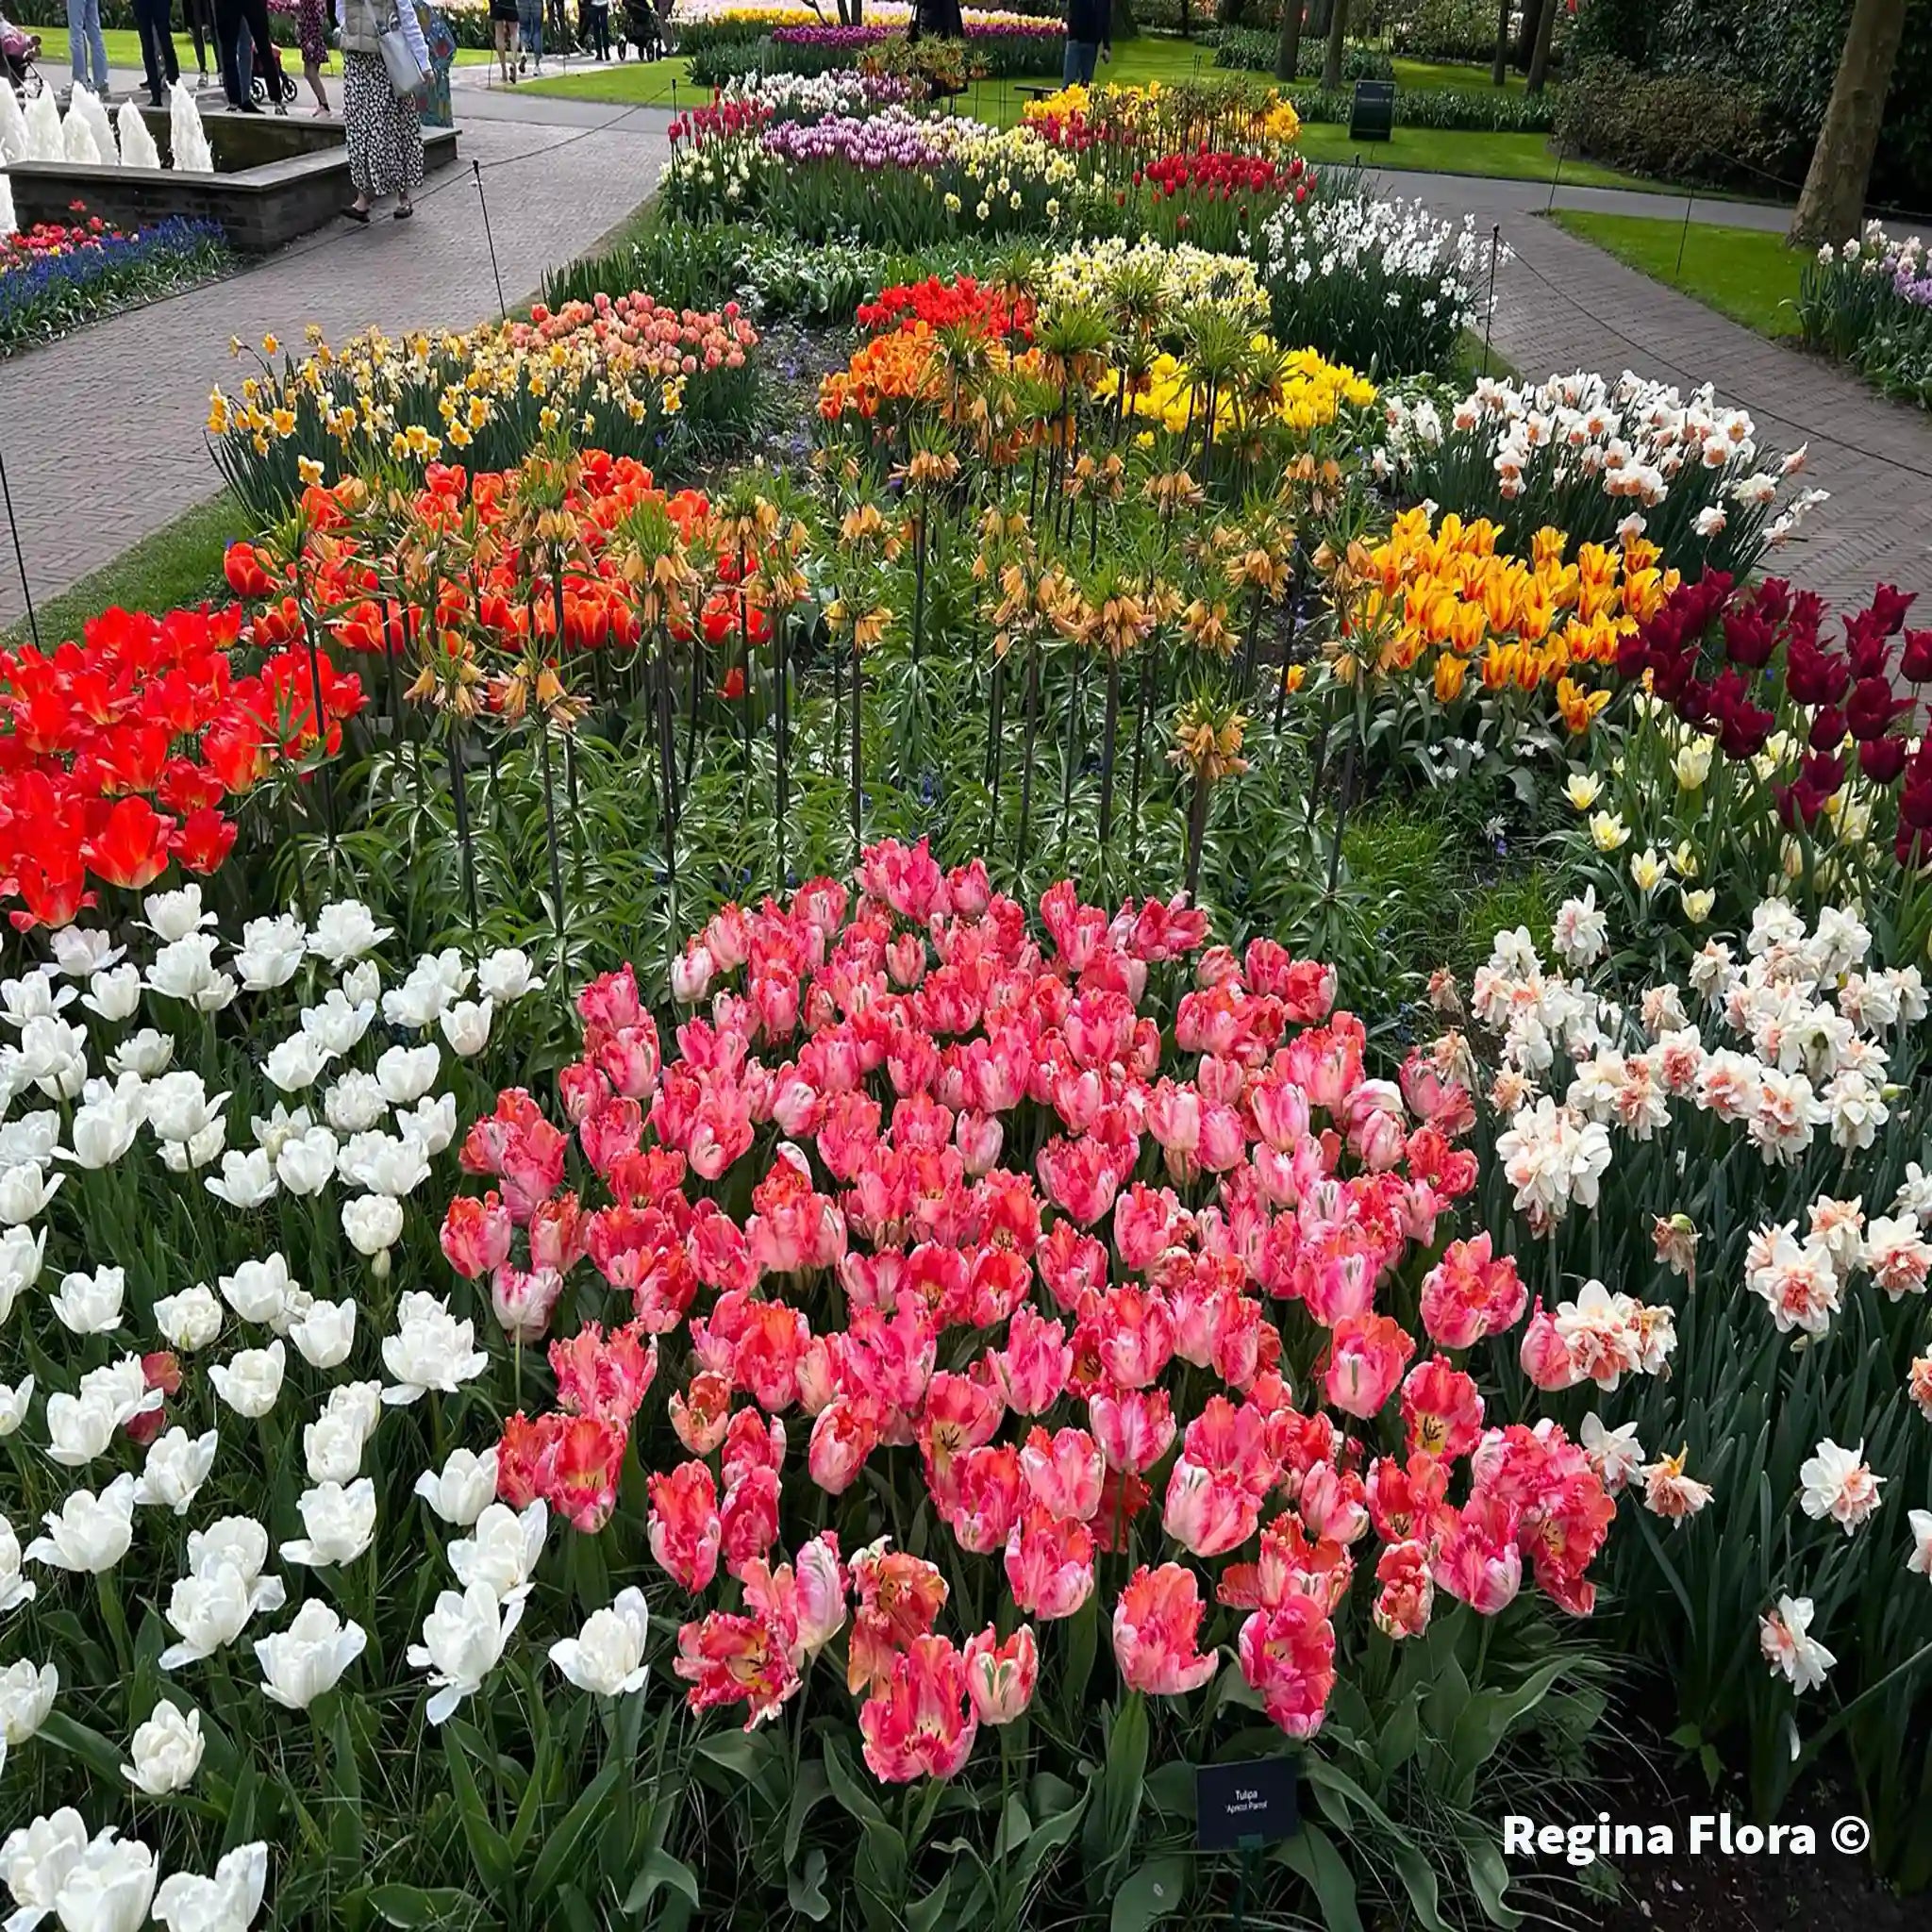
[
  {"x1": 1082, "y1": 1692, "x2": 1149, "y2": 1893},
  {"x1": 785, "y1": 1846, "x2": 830, "y2": 1923},
  {"x1": 1273, "y1": 1822, "x2": 1364, "y2": 1932},
  {"x1": 526, "y1": 1757, "x2": 625, "y2": 1908},
  {"x1": 35, "y1": 1709, "x2": 125, "y2": 1784},
  {"x1": 854, "y1": 1821, "x2": 910, "y2": 1932},
  {"x1": 1447, "y1": 1658, "x2": 1573, "y2": 1795},
  {"x1": 442, "y1": 1728, "x2": 516, "y2": 1907},
  {"x1": 1460, "y1": 1832, "x2": 1524, "y2": 1929},
  {"x1": 1109, "y1": 1854, "x2": 1190, "y2": 1932},
  {"x1": 622, "y1": 1847, "x2": 701, "y2": 1916},
  {"x1": 358, "y1": 1882, "x2": 481, "y2": 1927},
  {"x1": 822, "y1": 1733, "x2": 891, "y2": 1832}
]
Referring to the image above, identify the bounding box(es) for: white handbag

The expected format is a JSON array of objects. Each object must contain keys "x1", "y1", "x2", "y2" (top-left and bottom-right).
[{"x1": 378, "y1": 8, "x2": 426, "y2": 98}]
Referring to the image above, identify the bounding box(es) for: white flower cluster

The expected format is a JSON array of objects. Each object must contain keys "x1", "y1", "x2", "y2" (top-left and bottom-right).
[
  {"x1": 1468, "y1": 898, "x2": 1926, "y2": 1230},
  {"x1": 0, "y1": 1823, "x2": 268, "y2": 1932},
  {"x1": 1379, "y1": 369, "x2": 1827, "y2": 541},
  {"x1": 721, "y1": 69, "x2": 909, "y2": 120},
  {"x1": 1261, "y1": 193, "x2": 1494, "y2": 330}
]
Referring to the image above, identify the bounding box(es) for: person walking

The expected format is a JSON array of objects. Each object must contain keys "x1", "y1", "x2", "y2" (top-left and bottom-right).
[
  {"x1": 65, "y1": 0, "x2": 110, "y2": 95},
  {"x1": 1062, "y1": 0, "x2": 1108, "y2": 85},
  {"x1": 514, "y1": 0, "x2": 540, "y2": 74},
  {"x1": 181, "y1": 0, "x2": 214, "y2": 85},
  {"x1": 490, "y1": 0, "x2": 516, "y2": 82},
  {"x1": 584, "y1": 0, "x2": 607, "y2": 60},
  {"x1": 336, "y1": 0, "x2": 426, "y2": 220},
  {"x1": 132, "y1": 0, "x2": 181, "y2": 105},
  {"x1": 297, "y1": 0, "x2": 329, "y2": 108}
]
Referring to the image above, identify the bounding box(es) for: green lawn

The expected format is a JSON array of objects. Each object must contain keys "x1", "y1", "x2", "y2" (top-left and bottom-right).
[
  {"x1": 1391, "y1": 56, "x2": 1524, "y2": 93},
  {"x1": 522, "y1": 53, "x2": 693, "y2": 101},
  {"x1": 1546, "y1": 208, "x2": 1805, "y2": 337}
]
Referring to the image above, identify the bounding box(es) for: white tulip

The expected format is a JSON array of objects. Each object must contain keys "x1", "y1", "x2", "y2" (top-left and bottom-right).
[
  {"x1": 0, "y1": 1160, "x2": 64, "y2": 1225},
  {"x1": 439, "y1": 999, "x2": 494, "y2": 1059},
  {"x1": 274, "y1": 1126, "x2": 339, "y2": 1198},
  {"x1": 255, "y1": 1601, "x2": 367, "y2": 1711},
  {"x1": 0, "y1": 1808, "x2": 89, "y2": 1927},
  {"x1": 134, "y1": 1428, "x2": 220, "y2": 1514},
  {"x1": 25, "y1": 1474, "x2": 137, "y2": 1574},
  {"x1": 81, "y1": 967, "x2": 144, "y2": 1024},
  {"x1": 476, "y1": 947, "x2": 541, "y2": 1004},
  {"x1": 145, "y1": 935, "x2": 237, "y2": 1013},
  {"x1": 341, "y1": 959, "x2": 382, "y2": 1009},
  {"x1": 447, "y1": 1500, "x2": 547, "y2": 1605},
  {"x1": 0, "y1": 1657, "x2": 57, "y2": 1759},
  {"x1": 262, "y1": 1034, "x2": 332, "y2": 1095},
  {"x1": 408, "y1": 1581, "x2": 522, "y2": 1724},
  {"x1": 338, "y1": 1130, "x2": 429, "y2": 1199},
  {"x1": 0, "y1": 974, "x2": 69, "y2": 1027},
  {"x1": 414, "y1": 1446, "x2": 499, "y2": 1527},
  {"x1": 50, "y1": 926, "x2": 124, "y2": 975},
  {"x1": 43, "y1": 1392, "x2": 120, "y2": 1468},
  {"x1": 48, "y1": 1830, "x2": 158, "y2": 1932},
  {"x1": 0, "y1": 1110, "x2": 61, "y2": 1168},
  {"x1": 108, "y1": 1028, "x2": 175, "y2": 1078},
  {"x1": 289, "y1": 1298, "x2": 357, "y2": 1370},
  {"x1": 549, "y1": 1588, "x2": 650, "y2": 1697},
  {"x1": 152, "y1": 1843, "x2": 268, "y2": 1932},
  {"x1": 322, "y1": 1072, "x2": 388, "y2": 1135},
  {"x1": 281, "y1": 1478, "x2": 377, "y2": 1568},
  {"x1": 208, "y1": 1341, "x2": 285, "y2": 1419},
  {"x1": 205, "y1": 1148, "x2": 278, "y2": 1210},
  {"x1": 186, "y1": 1516, "x2": 275, "y2": 1587},
  {"x1": 0, "y1": 1374, "x2": 34, "y2": 1438},
  {"x1": 302, "y1": 1410, "x2": 366, "y2": 1485},
  {"x1": 144, "y1": 882, "x2": 215, "y2": 942},
  {"x1": 16, "y1": 1015, "x2": 89, "y2": 1098},
  {"x1": 381, "y1": 1293, "x2": 488, "y2": 1404},
  {"x1": 143, "y1": 1072, "x2": 228, "y2": 1146},
  {"x1": 64, "y1": 1091, "x2": 143, "y2": 1171},
  {"x1": 395, "y1": 1093, "x2": 458, "y2": 1157},
  {"x1": 217, "y1": 1256, "x2": 296, "y2": 1329},
  {"x1": 124, "y1": 1699, "x2": 204, "y2": 1795},
  {"x1": 153, "y1": 1285, "x2": 224, "y2": 1351},
  {"x1": 50, "y1": 1266, "x2": 125, "y2": 1336},
  {"x1": 0, "y1": 1224, "x2": 46, "y2": 1324},
  {"x1": 159, "y1": 1551, "x2": 284, "y2": 1671},
  {"x1": 375, "y1": 1043, "x2": 441, "y2": 1108},
  {"x1": 249, "y1": 1104, "x2": 310, "y2": 1160},
  {"x1": 301, "y1": 990, "x2": 375, "y2": 1058},
  {"x1": 307, "y1": 902, "x2": 391, "y2": 968},
  {"x1": 77, "y1": 1357, "x2": 154, "y2": 1424},
  {"x1": 232, "y1": 914, "x2": 308, "y2": 991},
  {"x1": 319, "y1": 1379, "x2": 383, "y2": 1439},
  {"x1": 0, "y1": 1513, "x2": 36, "y2": 1613},
  {"x1": 340, "y1": 1196, "x2": 403, "y2": 1263}
]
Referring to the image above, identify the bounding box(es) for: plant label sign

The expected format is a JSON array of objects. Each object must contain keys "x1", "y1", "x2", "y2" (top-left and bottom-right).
[{"x1": 1195, "y1": 1757, "x2": 1299, "y2": 1852}]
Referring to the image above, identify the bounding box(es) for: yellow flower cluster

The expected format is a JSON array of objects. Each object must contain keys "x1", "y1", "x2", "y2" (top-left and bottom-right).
[
  {"x1": 1024, "y1": 78, "x2": 1300, "y2": 150},
  {"x1": 1101, "y1": 342, "x2": 1374, "y2": 440},
  {"x1": 1347, "y1": 507, "x2": 1678, "y2": 729},
  {"x1": 1035, "y1": 237, "x2": 1268, "y2": 330}
]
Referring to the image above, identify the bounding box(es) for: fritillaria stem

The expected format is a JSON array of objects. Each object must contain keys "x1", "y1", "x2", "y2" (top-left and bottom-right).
[
  {"x1": 850, "y1": 634, "x2": 864, "y2": 864},
  {"x1": 1097, "y1": 655, "x2": 1122, "y2": 856},
  {"x1": 1186, "y1": 773, "x2": 1209, "y2": 902},
  {"x1": 1058, "y1": 652, "x2": 1085, "y2": 870},
  {"x1": 448, "y1": 721, "x2": 480, "y2": 943}
]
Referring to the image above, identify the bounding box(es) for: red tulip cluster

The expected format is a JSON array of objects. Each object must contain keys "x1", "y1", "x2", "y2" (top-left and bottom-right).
[
  {"x1": 1620, "y1": 571, "x2": 1932, "y2": 863},
  {"x1": 441, "y1": 840, "x2": 1618, "y2": 1780},
  {"x1": 666, "y1": 95, "x2": 773, "y2": 147},
  {"x1": 856, "y1": 274, "x2": 1035, "y2": 343},
  {"x1": 1135, "y1": 148, "x2": 1310, "y2": 203},
  {"x1": 0, "y1": 603, "x2": 362, "y2": 929}
]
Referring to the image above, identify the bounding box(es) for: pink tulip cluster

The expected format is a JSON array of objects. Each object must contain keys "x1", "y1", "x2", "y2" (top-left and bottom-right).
[{"x1": 440, "y1": 840, "x2": 1621, "y2": 1780}]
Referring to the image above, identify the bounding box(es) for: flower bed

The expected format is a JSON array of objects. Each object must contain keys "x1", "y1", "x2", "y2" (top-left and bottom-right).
[
  {"x1": 0, "y1": 211, "x2": 231, "y2": 358},
  {"x1": 1797, "y1": 223, "x2": 1932, "y2": 411}
]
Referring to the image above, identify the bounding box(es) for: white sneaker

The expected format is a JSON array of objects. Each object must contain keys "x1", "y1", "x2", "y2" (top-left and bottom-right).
[{"x1": 196, "y1": 70, "x2": 208, "y2": 87}]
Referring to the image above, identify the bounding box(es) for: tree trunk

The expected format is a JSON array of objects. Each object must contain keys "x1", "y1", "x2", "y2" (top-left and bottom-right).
[
  {"x1": 1512, "y1": 0, "x2": 1542, "y2": 70},
  {"x1": 1273, "y1": 0, "x2": 1302, "y2": 79},
  {"x1": 1221, "y1": 0, "x2": 1246, "y2": 27},
  {"x1": 1110, "y1": 0, "x2": 1138, "y2": 41},
  {"x1": 1525, "y1": 0, "x2": 1557, "y2": 93},
  {"x1": 1307, "y1": 0, "x2": 1331, "y2": 37},
  {"x1": 1790, "y1": 0, "x2": 1907, "y2": 246},
  {"x1": 1490, "y1": 0, "x2": 1508, "y2": 85},
  {"x1": 1321, "y1": 0, "x2": 1347, "y2": 91}
]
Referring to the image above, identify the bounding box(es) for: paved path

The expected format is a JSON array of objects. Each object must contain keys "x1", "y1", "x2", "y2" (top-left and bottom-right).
[
  {"x1": 1361, "y1": 164, "x2": 1932, "y2": 608},
  {"x1": 7, "y1": 124, "x2": 1932, "y2": 626},
  {"x1": 0, "y1": 98, "x2": 669, "y2": 629}
]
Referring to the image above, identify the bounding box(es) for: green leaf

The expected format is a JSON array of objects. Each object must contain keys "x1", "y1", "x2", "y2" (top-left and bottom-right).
[
  {"x1": 854, "y1": 1821, "x2": 910, "y2": 1932},
  {"x1": 1461, "y1": 1834, "x2": 1524, "y2": 1929},
  {"x1": 906, "y1": 1869, "x2": 953, "y2": 1932},
  {"x1": 1447, "y1": 1657, "x2": 1573, "y2": 1794},
  {"x1": 1082, "y1": 1692, "x2": 1149, "y2": 1892},
  {"x1": 822, "y1": 1733, "x2": 890, "y2": 1832},
  {"x1": 621, "y1": 1848, "x2": 701, "y2": 1916},
  {"x1": 35, "y1": 1711, "x2": 125, "y2": 1784},
  {"x1": 1110, "y1": 1856, "x2": 1190, "y2": 1932},
  {"x1": 526, "y1": 1759, "x2": 625, "y2": 1907},
  {"x1": 1274, "y1": 1823, "x2": 1363, "y2": 1932},
  {"x1": 785, "y1": 1848, "x2": 831, "y2": 1923},
  {"x1": 442, "y1": 1730, "x2": 515, "y2": 1907},
  {"x1": 357, "y1": 1883, "x2": 479, "y2": 1927}
]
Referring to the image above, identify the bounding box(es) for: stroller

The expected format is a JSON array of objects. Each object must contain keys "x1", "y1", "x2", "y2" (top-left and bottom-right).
[
  {"x1": 247, "y1": 20, "x2": 298, "y2": 109},
  {"x1": 615, "y1": 0, "x2": 668, "y2": 61},
  {"x1": 1, "y1": 11, "x2": 45, "y2": 97}
]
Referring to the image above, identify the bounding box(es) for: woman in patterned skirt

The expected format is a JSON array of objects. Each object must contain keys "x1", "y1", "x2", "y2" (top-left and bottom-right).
[
  {"x1": 334, "y1": 0, "x2": 427, "y2": 221},
  {"x1": 298, "y1": 0, "x2": 330, "y2": 111}
]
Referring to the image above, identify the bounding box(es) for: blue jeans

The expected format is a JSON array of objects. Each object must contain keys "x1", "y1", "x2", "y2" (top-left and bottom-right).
[
  {"x1": 67, "y1": 0, "x2": 109, "y2": 89},
  {"x1": 516, "y1": 0, "x2": 541, "y2": 58},
  {"x1": 1062, "y1": 36, "x2": 1098, "y2": 84}
]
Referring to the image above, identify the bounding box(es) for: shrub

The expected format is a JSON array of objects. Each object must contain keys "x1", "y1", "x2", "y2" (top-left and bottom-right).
[
  {"x1": 1387, "y1": 0, "x2": 1495, "y2": 63},
  {"x1": 1208, "y1": 26, "x2": 1391, "y2": 80},
  {"x1": 1551, "y1": 53, "x2": 1806, "y2": 192}
]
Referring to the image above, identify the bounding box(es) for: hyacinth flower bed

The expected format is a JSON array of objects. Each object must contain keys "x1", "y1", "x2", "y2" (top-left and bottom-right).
[
  {"x1": 8, "y1": 57, "x2": 1932, "y2": 1932},
  {"x1": 0, "y1": 212, "x2": 231, "y2": 358},
  {"x1": 1797, "y1": 222, "x2": 1932, "y2": 410}
]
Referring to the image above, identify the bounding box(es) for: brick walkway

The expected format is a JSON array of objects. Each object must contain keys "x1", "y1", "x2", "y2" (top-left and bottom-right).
[
  {"x1": 0, "y1": 102, "x2": 668, "y2": 629},
  {"x1": 1371, "y1": 166, "x2": 1932, "y2": 608},
  {"x1": 7, "y1": 136, "x2": 1932, "y2": 626}
]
